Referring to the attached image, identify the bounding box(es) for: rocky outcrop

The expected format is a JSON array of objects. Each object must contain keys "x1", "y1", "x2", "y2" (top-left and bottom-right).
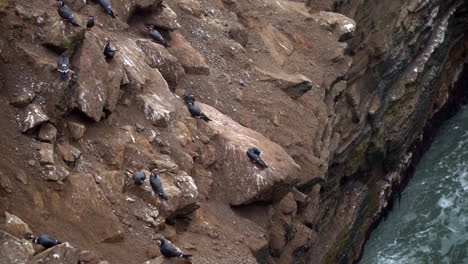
[
  {"x1": 28, "y1": 243, "x2": 102, "y2": 264},
  {"x1": 195, "y1": 103, "x2": 301, "y2": 206},
  {"x1": 0, "y1": 231, "x2": 34, "y2": 263}
]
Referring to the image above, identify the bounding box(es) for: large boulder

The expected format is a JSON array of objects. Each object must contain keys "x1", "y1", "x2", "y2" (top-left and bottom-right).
[
  {"x1": 42, "y1": 17, "x2": 86, "y2": 50},
  {"x1": 72, "y1": 34, "x2": 124, "y2": 121},
  {"x1": 0, "y1": 231, "x2": 34, "y2": 264},
  {"x1": 4, "y1": 212, "x2": 32, "y2": 240},
  {"x1": 256, "y1": 67, "x2": 314, "y2": 100},
  {"x1": 20, "y1": 104, "x2": 49, "y2": 132},
  {"x1": 169, "y1": 32, "x2": 210, "y2": 75},
  {"x1": 28, "y1": 243, "x2": 102, "y2": 264},
  {"x1": 196, "y1": 103, "x2": 302, "y2": 206}
]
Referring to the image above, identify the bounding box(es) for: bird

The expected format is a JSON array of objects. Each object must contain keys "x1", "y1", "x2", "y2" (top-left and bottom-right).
[
  {"x1": 247, "y1": 147, "x2": 268, "y2": 169},
  {"x1": 132, "y1": 171, "x2": 146, "y2": 185},
  {"x1": 57, "y1": 54, "x2": 70, "y2": 81},
  {"x1": 145, "y1": 25, "x2": 170, "y2": 47},
  {"x1": 153, "y1": 237, "x2": 192, "y2": 259},
  {"x1": 98, "y1": 0, "x2": 116, "y2": 18},
  {"x1": 86, "y1": 16, "x2": 95, "y2": 31},
  {"x1": 25, "y1": 233, "x2": 61, "y2": 249},
  {"x1": 150, "y1": 171, "x2": 168, "y2": 200},
  {"x1": 184, "y1": 93, "x2": 195, "y2": 104},
  {"x1": 186, "y1": 101, "x2": 211, "y2": 122},
  {"x1": 103, "y1": 40, "x2": 117, "y2": 61},
  {"x1": 57, "y1": 0, "x2": 81, "y2": 27}
]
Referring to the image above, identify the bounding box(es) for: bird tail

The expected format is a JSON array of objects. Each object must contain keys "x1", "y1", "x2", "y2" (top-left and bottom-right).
[
  {"x1": 201, "y1": 114, "x2": 211, "y2": 122},
  {"x1": 163, "y1": 43, "x2": 171, "y2": 48},
  {"x1": 181, "y1": 254, "x2": 192, "y2": 259},
  {"x1": 71, "y1": 20, "x2": 81, "y2": 27},
  {"x1": 160, "y1": 193, "x2": 169, "y2": 200},
  {"x1": 60, "y1": 71, "x2": 68, "y2": 81},
  {"x1": 109, "y1": 10, "x2": 116, "y2": 18},
  {"x1": 257, "y1": 158, "x2": 268, "y2": 169}
]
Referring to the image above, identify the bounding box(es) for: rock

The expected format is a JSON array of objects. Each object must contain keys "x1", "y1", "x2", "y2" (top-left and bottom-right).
[
  {"x1": 149, "y1": 3, "x2": 180, "y2": 30},
  {"x1": 0, "y1": 171, "x2": 12, "y2": 193},
  {"x1": 56, "y1": 143, "x2": 77, "y2": 163},
  {"x1": 259, "y1": 25, "x2": 294, "y2": 66},
  {"x1": 138, "y1": 94, "x2": 174, "y2": 128},
  {"x1": 67, "y1": 121, "x2": 86, "y2": 140},
  {"x1": 111, "y1": 0, "x2": 163, "y2": 22},
  {"x1": 200, "y1": 144, "x2": 217, "y2": 168},
  {"x1": 10, "y1": 91, "x2": 35, "y2": 107},
  {"x1": 136, "y1": 39, "x2": 185, "y2": 89},
  {"x1": 256, "y1": 67, "x2": 314, "y2": 100},
  {"x1": 99, "y1": 171, "x2": 126, "y2": 202},
  {"x1": 42, "y1": 17, "x2": 85, "y2": 50},
  {"x1": 39, "y1": 143, "x2": 54, "y2": 165},
  {"x1": 72, "y1": 34, "x2": 124, "y2": 122},
  {"x1": 15, "y1": 169, "x2": 28, "y2": 185},
  {"x1": 37, "y1": 123, "x2": 57, "y2": 142},
  {"x1": 196, "y1": 103, "x2": 302, "y2": 206},
  {"x1": 229, "y1": 26, "x2": 249, "y2": 47},
  {"x1": 136, "y1": 123, "x2": 145, "y2": 132},
  {"x1": 169, "y1": 32, "x2": 210, "y2": 75},
  {"x1": 0, "y1": 231, "x2": 34, "y2": 263},
  {"x1": 311, "y1": 11, "x2": 356, "y2": 42},
  {"x1": 144, "y1": 256, "x2": 190, "y2": 264},
  {"x1": 177, "y1": 0, "x2": 201, "y2": 17},
  {"x1": 291, "y1": 187, "x2": 309, "y2": 206},
  {"x1": 29, "y1": 242, "x2": 102, "y2": 264},
  {"x1": 4, "y1": 212, "x2": 32, "y2": 240},
  {"x1": 21, "y1": 104, "x2": 49, "y2": 132},
  {"x1": 134, "y1": 205, "x2": 162, "y2": 228}
]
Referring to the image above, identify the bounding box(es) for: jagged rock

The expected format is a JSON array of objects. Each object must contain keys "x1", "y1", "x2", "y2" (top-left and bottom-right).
[
  {"x1": 99, "y1": 171, "x2": 126, "y2": 202},
  {"x1": 134, "y1": 205, "x2": 162, "y2": 228},
  {"x1": 0, "y1": 171, "x2": 13, "y2": 193},
  {"x1": 15, "y1": 168, "x2": 28, "y2": 185},
  {"x1": 259, "y1": 25, "x2": 294, "y2": 66},
  {"x1": 196, "y1": 103, "x2": 302, "y2": 206},
  {"x1": 136, "y1": 39, "x2": 185, "y2": 89},
  {"x1": 291, "y1": 187, "x2": 309, "y2": 206},
  {"x1": 39, "y1": 143, "x2": 54, "y2": 165},
  {"x1": 146, "y1": 3, "x2": 180, "y2": 30},
  {"x1": 200, "y1": 144, "x2": 217, "y2": 168},
  {"x1": 311, "y1": 11, "x2": 356, "y2": 42},
  {"x1": 257, "y1": 67, "x2": 314, "y2": 100},
  {"x1": 28, "y1": 242, "x2": 102, "y2": 264},
  {"x1": 42, "y1": 18, "x2": 85, "y2": 50},
  {"x1": 56, "y1": 143, "x2": 80, "y2": 163},
  {"x1": 38, "y1": 123, "x2": 57, "y2": 142},
  {"x1": 21, "y1": 104, "x2": 49, "y2": 132},
  {"x1": 0, "y1": 231, "x2": 34, "y2": 263},
  {"x1": 73, "y1": 34, "x2": 124, "y2": 121},
  {"x1": 169, "y1": 32, "x2": 210, "y2": 75},
  {"x1": 67, "y1": 121, "x2": 86, "y2": 140},
  {"x1": 4, "y1": 212, "x2": 32, "y2": 240},
  {"x1": 139, "y1": 94, "x2": 174, "y2": 127},
  {"x1": 10, "y1": 91, "x2": 35, "y2": 107}
]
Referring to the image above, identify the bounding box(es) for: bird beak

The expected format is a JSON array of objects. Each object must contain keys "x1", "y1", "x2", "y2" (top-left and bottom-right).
[
  {"x1": 152, "y1": 237, "x2": 158, "y2": 240},
  {"x1": 144, "y1": 25, "x2": 149, "y2": 29}
]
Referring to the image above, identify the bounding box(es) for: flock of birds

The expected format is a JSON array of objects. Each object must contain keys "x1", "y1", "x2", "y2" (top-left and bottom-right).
[{"x1": 27, "y1": 0, "x2": 270, "y2": 260}]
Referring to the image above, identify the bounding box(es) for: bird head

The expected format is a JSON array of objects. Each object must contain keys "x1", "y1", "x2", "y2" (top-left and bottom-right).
[
  {"x1": 152, "y1": 237, "x2": 164, "y2": 246},
  {"x1": 145, "y1": 24, "x2": 155, "y2": 30},
  {"x1": 56, "y1": 0, "x2": 64, "y2": 7},
  {"x1": 25, "y1": 233, "x2": 34, "y2": 240},
  {"x1": 88, "y1": 16, "x2": 95, "y2": 20}
]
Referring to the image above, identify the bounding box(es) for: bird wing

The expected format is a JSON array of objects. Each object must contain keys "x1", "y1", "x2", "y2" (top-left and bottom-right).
[
  {"x1": 58, "y1": 5, "x2": 73, "y2": 20},
  {"x1": 161, "y1": 243, "x2": 183, "y2": 257},
  {"x1": 149, "y1": 30, "x2": 165, "y2": 44},
  {"x1": 188, "y1": 104, "x2": 202, "y2": 116},
  {"x1": 99, "y1": 0, "x2": 112, "y2": 11}
]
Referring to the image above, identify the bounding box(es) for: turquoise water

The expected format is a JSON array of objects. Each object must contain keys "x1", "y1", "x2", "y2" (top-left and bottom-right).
[{"x1": 359, "y1": 106, "x2": 468, "y2": 264}]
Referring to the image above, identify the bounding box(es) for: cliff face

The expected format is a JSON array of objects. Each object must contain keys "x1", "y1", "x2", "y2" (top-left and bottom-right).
[{"x1": 0, "y1": 0, "x2": 466, "y2": 263}]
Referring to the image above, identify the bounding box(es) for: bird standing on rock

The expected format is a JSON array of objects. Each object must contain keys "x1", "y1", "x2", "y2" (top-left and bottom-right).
[
  {"x1": 98, "y1": 0, "x2": 116, "y2": 18},
  {"x1": 150, "y1": 171, "x2": 168, "y2": 200},
  {"x1": 132, "y1": 171, "x2": 146, "y2": 185},
  {"x1": 153, "y1": 237, "x2": 192, "y2": 259},
  {"x1": 247, "y1": 147, "x2": 268, "y2": 169},
  {"x1": 57, "y1": 0, "x2": 81, "y2": 27},
  {"x1": 57, "y1": 54, "x2": 70, "y2": 81},
  {"x1": 86, "y1": 16, "x2": 95, "y2": 31},
  {"x1": 103, "y1": 40, "x2": 117, "y2": 61},
  {"x1": 25, "y1": 233, "x2": 61, "y2": 249},
  {"x1": 186, "y1": 101, "x2": 211, "y2": 122},
  {"x1": 145, "y1": 25, "x2": 170, "y2": 48}
]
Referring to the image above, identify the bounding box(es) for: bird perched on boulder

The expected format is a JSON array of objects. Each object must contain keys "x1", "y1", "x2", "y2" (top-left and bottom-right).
[
  {"x1": 25, "y1": 233, "x2": 61, "y2": 249},
  {"x1": 57, "y1": 54, "x2": 70, "y2": 81},
  {"x1": 132, "y1": 171, "x2": 146, "y2": 185},
  {"x1": 57, "y1": 0, "x2": 81, "y2": 27},
  {"x1": 86, "y1": 16, "x2": 95, "y2": 31},
  {"x1": 184, "y1": 93, "x2": 195, "y2": 104},
  {"x1": 145, "y1": 25, "x2": 170, "y2": 48},
  {"x1": 98, "y1": 0, "x2": 116, "y2": 18},
  {"x1": 103, "y1": 40, "x2": 117, "y2": 61},
  {"x1": 150, "y1": 170, "x2": 168, "y2": 200},
  {"x1": 247, "y1": 147, "x2": 268, "y2": 169},
  {"x1": 186, "y1": 101, "x2": 211, "y2": 122},
  {"x1": 153, "y1": 237, "x2": 192, "y2": 259}
]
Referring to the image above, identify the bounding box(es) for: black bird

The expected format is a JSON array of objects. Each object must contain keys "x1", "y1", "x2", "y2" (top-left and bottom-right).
[
  {"x1": 103, "y1": 40, "x2": 117, "y2": 61},
  {"x1": 132, "y1": 171, "x2": 146, "y2": 185},
  {"x1": 57, "y1": 54, "x2": 70, "y2": 81},
  {"x1": 247, "y1": 147, "x2": 268, "y2": 169},
  {"x1": 150, "y1": 171, "x2": 168, "y2": 200},
  {"x1": 145, "y1": 25, "x2": 170, "y2": 48},
  {"x1": 184, "y1": 93, "x2": 195, "y2": 104},
  {"x1": 25, "y1": 233, "x2": 61, "y2": 249},
  {"x1": 57, "y1": 0, "x2": 81, "y2": 27},
  {"x1": 86, "y1": 16, "x2": 95, "y2": 31},
  {"x1": 98, "y1": 0, "x2": 116, "y2": 18},
  {"x1": 186, "y1": 101, "x2": 211, "y2": 122},
  {"x1": 153, "y1": 237, "x2": 192, "y2": 259}
]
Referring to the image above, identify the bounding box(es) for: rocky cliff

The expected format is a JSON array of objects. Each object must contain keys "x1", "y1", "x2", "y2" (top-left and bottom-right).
[{"x1": 0, "y1": 0, "x2": 466, "y2": 263}]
